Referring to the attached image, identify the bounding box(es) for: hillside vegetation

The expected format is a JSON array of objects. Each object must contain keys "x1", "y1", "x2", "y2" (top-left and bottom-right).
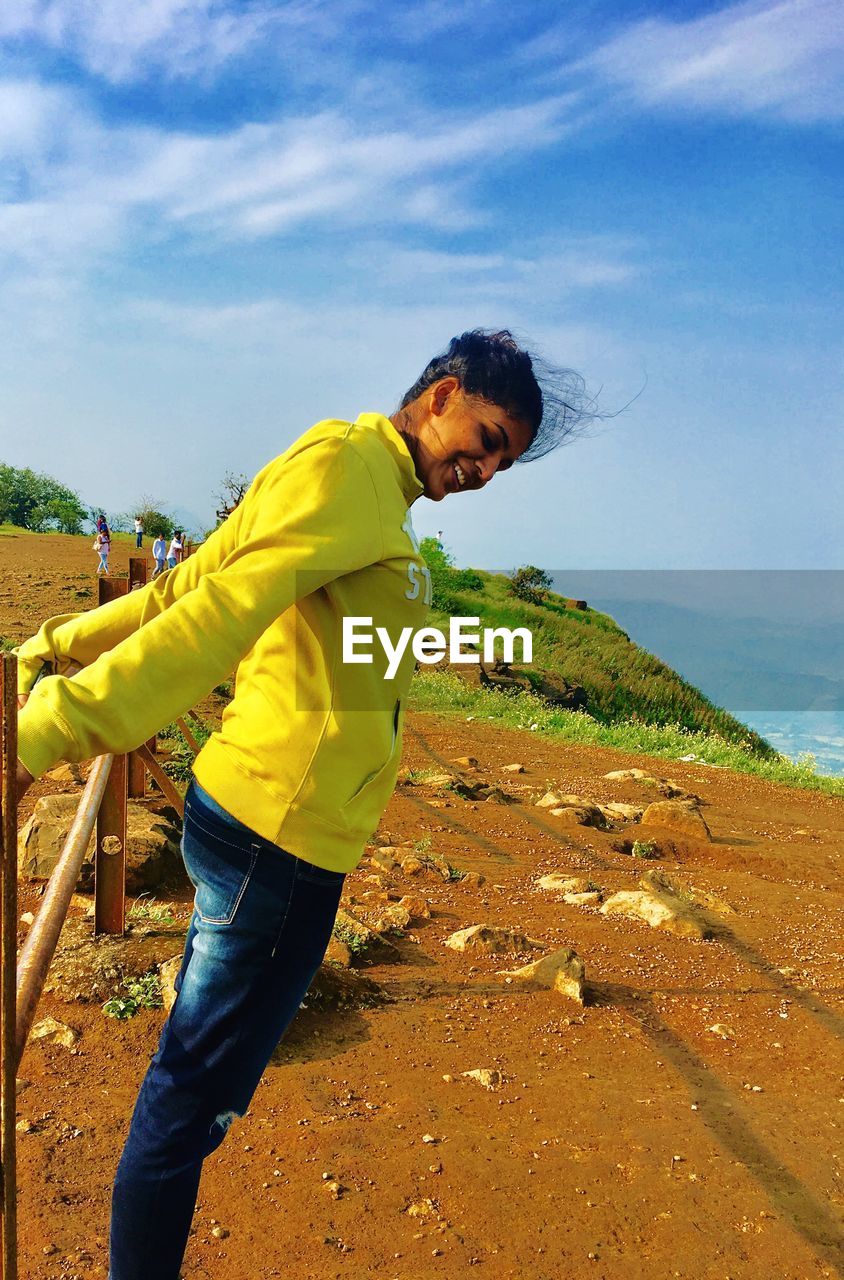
[
  {"x1": 419, "y1": 538, "x2": 771, "y2": 752},
  {"x1": 412, "y1": 542, "x2": 844, "y2": 795}
]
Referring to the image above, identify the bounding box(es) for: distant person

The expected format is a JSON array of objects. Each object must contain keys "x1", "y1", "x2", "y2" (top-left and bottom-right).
[
  {"x1": 13, "y1": 329, "x2": 592, "y2": 1280},
  {"x1": 94, "y1": 526, "x2": 110, "y2": 576},
  {"x1": 167, "y1": 530, "x2": 184, "y2": 570},
  {"x1": 134, "y1": 516, "x2": 144, "y2": 549},
  {"x1": 151, "y1": 534, "x2": 167, "y2": 579},
  {"x1": 96, "y1": 513, "x2": 108, "y2": 535}
]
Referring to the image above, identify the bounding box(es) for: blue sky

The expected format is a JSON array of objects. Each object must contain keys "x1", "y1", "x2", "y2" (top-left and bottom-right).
[{"x1": 0, "y1": 0, "x2": 841, "y2": 569}]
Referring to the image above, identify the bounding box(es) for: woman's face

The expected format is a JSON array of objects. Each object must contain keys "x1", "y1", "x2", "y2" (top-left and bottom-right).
[{"x1": 409, "y1": 377, "x2": 534, "y2": 502}]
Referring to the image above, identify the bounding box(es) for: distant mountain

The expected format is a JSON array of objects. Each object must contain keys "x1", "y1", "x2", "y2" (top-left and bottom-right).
[{"x1": 585, "y1": 598, "x2": 844, "y2": 714}]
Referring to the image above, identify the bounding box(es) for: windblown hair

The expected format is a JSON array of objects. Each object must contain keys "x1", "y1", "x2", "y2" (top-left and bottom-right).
[{"x1": 399, "y1": 328, "x2": 596, "y2": 462}]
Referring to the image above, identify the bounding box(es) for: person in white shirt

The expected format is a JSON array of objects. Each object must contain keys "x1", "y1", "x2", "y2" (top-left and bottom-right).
[
  {"x1": 151, "y1": 535, "x2": 167, "y2": 578},
  {"x1": 134, "y1": 517, "x2": 143, "y2": 549}
]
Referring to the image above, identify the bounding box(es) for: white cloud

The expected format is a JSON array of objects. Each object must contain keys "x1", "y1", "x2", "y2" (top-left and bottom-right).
[
  {"x1": 358, "y1": 239, "x2": 642, "y2": 297},
  {"x1": 587, "y1": 0, "x2": 844, "y2": 122},
  {"x1": 0, "y1": 0, "x2": 276, "y2": 83},
  {"x1": 0, "y1": 79, "x2": 578, "y2": 279}
]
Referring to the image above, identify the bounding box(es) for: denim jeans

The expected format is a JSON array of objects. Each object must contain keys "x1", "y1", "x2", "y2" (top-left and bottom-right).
[{"x1": 109, "y1": 780, "x2": 345, "y2": 1279}]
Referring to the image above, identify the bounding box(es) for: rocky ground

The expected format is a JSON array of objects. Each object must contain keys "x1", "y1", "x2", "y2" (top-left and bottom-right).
[{"x1": 4, "y1": 529, "x2": 844, "y2": 1279}]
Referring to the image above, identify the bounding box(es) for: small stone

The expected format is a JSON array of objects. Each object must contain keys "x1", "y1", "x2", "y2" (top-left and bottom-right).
[
  {"x1": 451, "y1": 756, "x2": 479, "y2": 769},
  {"x1": 707, "y1": 1023, "x2": 734, "y2": 1040},
  {"x1": 444, "y1": 925, "x2": 543, "y2": 954},
  {"x1": 324, "y1": 1180, "x2": 344, "y2": 1198},
  {"x1": 15, "y1": 1119, "x2": 35, "y2": 1134},
  {"x1": 396, "y1": 893, "x2": 431, "y2": 921},
  {"x1": 501, "y1": 763, "x2": 525, "y2": 773},
  {"x1": 422, "y1": 1133, "x2": 438, "y2": 1144},
  {"x1": 460, "y1": 871, "x2": 485, "y2": 889},
  {"x1": 534, "y1": 874, "x2": 591, "y2": 894},
  {"x1": 442, "y1": 1074, "x2": 453, "y2": 1083},
  {"x1": 563, "y1": 891, "x2": 601, "y2": 907},
  {"x1": 20, "y1": 911, "x2": 35, "y2": 927},
  {"x1": 641, "y1": 800, "x2": 711, "y2": 841},
  {"x1": 211, "y1": 1226, "x2": 229, "y2": 1239},
  {"x1": 43, "y1": 1244, "x2": 59, "y2": 1256},
  {"x1": 499, "y1": 948, "x2": 585, "y2": 1004},
  {"x1": 407, "y1": 1199, "x2": 437, "y2": 1218},
  {"x1": 601, "y1": 802, "x2": 644, "y2": 822},
  {"x1": 462, "y1": 1068, "x2": 503, "y2": 1090},
  {"x1": 601, "y1": 882, "x2": 709, "y2": 940},
  {"x1": 29, "y1": 1016, "x2": 78, "y2": 1049}
]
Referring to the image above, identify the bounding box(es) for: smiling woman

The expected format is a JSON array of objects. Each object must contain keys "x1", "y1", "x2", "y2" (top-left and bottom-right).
[
  {"x1": 392, "y1": 328, "x2": 593, "y2": 500},
  {"x1": 12, "y1": 324, "x2": 593, "y2": 1280}
]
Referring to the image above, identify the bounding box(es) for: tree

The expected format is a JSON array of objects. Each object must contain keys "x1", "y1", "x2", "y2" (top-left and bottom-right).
[
  {"x1": 215, "y1": 471, "x2": 250, "y2": 521},
  {"x1": 132, "y1": 496, "x2": 175, "y2": 540},
  {"x1": 0, "y1": 463, "x2": 87, "y2": 532},
  {"x1": 508, "y1": 565, "x2": 553, "y2": 606}
]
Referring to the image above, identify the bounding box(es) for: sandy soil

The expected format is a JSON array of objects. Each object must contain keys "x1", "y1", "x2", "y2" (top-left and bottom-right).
[{"x1": 3, "y1": 530, "x2": 843, "y2": 1280}]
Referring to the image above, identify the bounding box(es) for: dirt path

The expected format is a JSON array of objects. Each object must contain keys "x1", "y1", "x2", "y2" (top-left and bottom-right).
[{"x1": 4, "y1": 530, "x2": 844, "y2": 1279}]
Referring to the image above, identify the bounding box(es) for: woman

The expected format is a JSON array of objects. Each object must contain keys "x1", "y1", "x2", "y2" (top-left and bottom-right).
[
  {"x1": 94, "y1": 523, "x2": 111, "y2": 576},
  {"x1": 14, "y1": 329, "x2": 590, "y2": 1279}
]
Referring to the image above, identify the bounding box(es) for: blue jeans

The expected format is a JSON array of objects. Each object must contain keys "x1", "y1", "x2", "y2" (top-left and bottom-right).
[{"x1": 109, "y1": 780, "x2": 345, "y2": 1279}]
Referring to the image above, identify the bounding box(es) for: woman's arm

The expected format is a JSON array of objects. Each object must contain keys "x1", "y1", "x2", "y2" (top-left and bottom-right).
[{"x1": 17, "y1": 435, "x2": 383, "y2": 781}]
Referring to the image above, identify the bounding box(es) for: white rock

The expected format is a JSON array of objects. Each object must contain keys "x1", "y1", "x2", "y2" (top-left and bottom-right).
[
  {"x1": 29, "y1": 1016, "x2": 78, "y2": 1049},
  {"x1": 444, "y1": 925, "x2": 543, "y2": 954},
  {"x1": 461, "y1": 1068, "x2": 503, "y2": 1089},
  {"x1": 498, "y1": 948, "x2": 585, "y2": 1003},
  {"x1": 534, "y1": 874, "x2": 591, "y2": 894}
]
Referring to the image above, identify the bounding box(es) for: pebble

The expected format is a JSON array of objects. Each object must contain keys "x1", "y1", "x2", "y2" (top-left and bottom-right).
[{"x1": 211, "y1": 1226, "x2": 229, "y2": 1240}]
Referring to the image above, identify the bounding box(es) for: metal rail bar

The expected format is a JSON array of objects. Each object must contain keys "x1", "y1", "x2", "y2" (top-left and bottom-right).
[
  {"x1": 175, "y1": 717, "x2": 201, "y2": 756},
  {"x1": 1, "y1": 654, "x2": 19, "y2": 1279},
  {"x1": 133, "y1": 744, "x2": 184, "y2": 817},
  {"x1": 15, "y1": 755, "x2": 113, "y2": 1064}
]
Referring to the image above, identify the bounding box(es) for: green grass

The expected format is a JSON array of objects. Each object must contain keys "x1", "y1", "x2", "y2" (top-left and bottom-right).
[
  {"x1": 127, "y1": 895, "x2": 176, "y2": 926},
  {"x1": 332, "y1": 920, "x2": 369, "y2": 955},
  {"x1": 103, "y1": 972, "x2": 163, "y2": 1020},
  {"x1": 159, "y1": 718, "x2": 212, "y2": 782},
  {"x1": 409, "y1": 669, "x2": 844, "y2": 797},
  {"x1": 420, "y1": 567, "x2": 774, "y2": 757}
]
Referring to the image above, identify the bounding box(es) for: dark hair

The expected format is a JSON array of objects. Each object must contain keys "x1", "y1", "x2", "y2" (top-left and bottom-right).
[{"x1": 399, "y1": 328, "x2": 595, "y2": 462}]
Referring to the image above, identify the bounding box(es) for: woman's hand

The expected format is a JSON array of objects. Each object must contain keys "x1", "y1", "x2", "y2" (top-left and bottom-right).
[{"x1": 15, "y1": 661, "x2": 83, "y2": 796}]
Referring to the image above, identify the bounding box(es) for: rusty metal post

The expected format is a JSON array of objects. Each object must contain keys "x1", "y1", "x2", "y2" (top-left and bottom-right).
[
  {"x1": 95, "y1": 579, "x2": 128, "y2": 935},
  {"x1": 1, "y1": 654, "x2": 19, "y2": 1279},
  {"x1": 128, "y1": 556, "x2": 147, "y2": 592},
  {"x1": 95, "y1": 752, "x2": 127, "y2": 936}
]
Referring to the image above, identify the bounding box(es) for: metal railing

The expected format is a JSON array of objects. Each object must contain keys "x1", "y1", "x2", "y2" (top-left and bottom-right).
[{"x1": 0, "y1": 547, "x2": 200, "y2": 1278}]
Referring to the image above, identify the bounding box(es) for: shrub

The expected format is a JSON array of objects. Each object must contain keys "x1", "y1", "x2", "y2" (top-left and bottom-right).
[
  {"x1": 103, "y1": 972, "x2": 163, "y2": 1020},
  {"x1": 508, "y1": 565, "x2": 553, "y2": 606}
]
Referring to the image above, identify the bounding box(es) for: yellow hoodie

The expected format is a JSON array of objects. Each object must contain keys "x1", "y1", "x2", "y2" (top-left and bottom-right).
[{"x1": 15, "y1": 413, "x2": 428, "y2": 872}]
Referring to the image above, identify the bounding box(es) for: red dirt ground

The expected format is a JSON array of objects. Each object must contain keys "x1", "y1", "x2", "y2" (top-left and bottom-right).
[{"x1": 3, "y1": 530, "x2": 844, "y2": 1280}]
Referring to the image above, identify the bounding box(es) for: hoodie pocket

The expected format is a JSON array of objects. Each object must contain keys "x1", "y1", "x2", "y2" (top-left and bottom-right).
[{"x1": 341, "y1": 699, "x2": 402, "y2": 831}]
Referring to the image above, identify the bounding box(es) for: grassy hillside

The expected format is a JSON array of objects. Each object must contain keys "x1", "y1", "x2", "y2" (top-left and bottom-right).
[{"x1": 419, "y1": 541, "x2": 773, "y2": 757}]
